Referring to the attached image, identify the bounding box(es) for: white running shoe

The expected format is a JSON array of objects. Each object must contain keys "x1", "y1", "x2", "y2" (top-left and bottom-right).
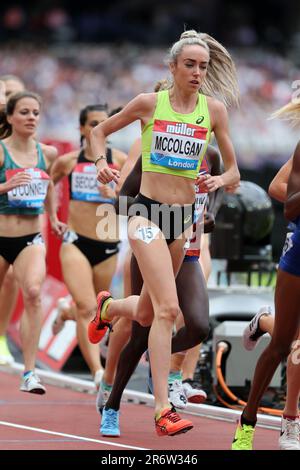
[
  {"x1": 168, "y1": 379, "x2": 187, "y2": 410},
  {"x1": 182, "y1": 380, "x2": 207, "y2": 404},
  {"x1": 20, "y1": 373, "x2": 46, "y2": 395},
  {"x1": 96, "y1": 380, "x2": 112, "y2": 415},
  {"x1": 243, "y1": 306, "x2": 272, "y2": 351},
  {"x1": 52, "y1": 297, "x2": 71, "y2": 335},
  {"x1": 278, "y1": 416, "x2": 300, "y2": 450},
  {"x1": 0, "y1": 335, "x2": 14, "y2": 365},
  {"x1": 94, "y1": 369, "x2": 104, "y2": 390}
]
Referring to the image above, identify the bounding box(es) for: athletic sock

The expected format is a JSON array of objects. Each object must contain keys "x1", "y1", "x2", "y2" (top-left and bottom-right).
[
  {"x1": 23, "y1": 370, "x2": 33, "y2": 378},
  {"x1": 101, "y1": 379, "x2": 113, "y2": 392},
  {"x1": 101, "y1": 298, "x2": 113, "y2": 321},
  {"x1": 168, "y1": 370, "x2": 182, "y2": 385}
]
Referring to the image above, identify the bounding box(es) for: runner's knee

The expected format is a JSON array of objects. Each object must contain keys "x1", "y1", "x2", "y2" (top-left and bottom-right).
[
  {"x1": 76, "y1": 302, "x2": 96, "y2": 320},
  {"x1": 2, "y1": 269, "x2": 17, "y2": 289},
  {"x1": 268, "y1": 340, "x2": 292, "y2": 362},
  {"x1": 23, "y1": 283, "x2": 41, "y2": 304},
  {"x1": 156, "y1": 303, "x2": 180, "y2": 323}
]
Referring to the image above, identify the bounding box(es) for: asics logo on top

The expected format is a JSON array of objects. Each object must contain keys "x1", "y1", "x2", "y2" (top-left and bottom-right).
[{"x1": 196, "y1": 116, "x2": 204, "y2": 124}]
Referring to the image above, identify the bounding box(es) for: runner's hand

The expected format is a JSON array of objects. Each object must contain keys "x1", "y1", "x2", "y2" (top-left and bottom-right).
[
  {"x1": 4, "y1": 172, "x2": 32, "y2": 191},
  {"x1": 49, "y1": 217, "x2": 68, "y2": 239},
  {"x1": 97, "y1": 166, "x2": 120, "y2": 184},
  {"x1": 196, "y1": 174, "x2": 224, "y2": 193}
]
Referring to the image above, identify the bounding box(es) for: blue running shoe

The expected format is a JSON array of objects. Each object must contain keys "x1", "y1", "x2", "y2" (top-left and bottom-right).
[{"x1": 100, "y1": 408, "x2": 120, "y2": 437}]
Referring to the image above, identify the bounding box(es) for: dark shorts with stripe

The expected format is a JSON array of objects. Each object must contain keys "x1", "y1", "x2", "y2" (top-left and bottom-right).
[
  {"x1": 63, "y1": 230, "x2": 120, "y2": 267},
  {"x1": 128, "y1": 193, "x2": 195, "y2": 245},
  {"x1": 0, "y1": 233, "x2": 44, "y2": 265}
]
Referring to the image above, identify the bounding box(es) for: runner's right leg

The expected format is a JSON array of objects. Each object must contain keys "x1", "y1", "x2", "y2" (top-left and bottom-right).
[
  {"x1": 60, "y1": 243, "x2": 102, "y2": 380},
  {"x1": 0, "y1": 266, "x2": 18, "y2": 364}
]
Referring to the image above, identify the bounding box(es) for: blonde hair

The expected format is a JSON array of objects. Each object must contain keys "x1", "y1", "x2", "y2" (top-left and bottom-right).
[
  {"x1": 270, "y1": 99, "x2": 300, "y2": 126},
  {"x1": 153, "y1": 79, "x2": 171, "y2": 92},
  {"x1": 167, "y1": 30, "x2": 239, "y2": 108}
]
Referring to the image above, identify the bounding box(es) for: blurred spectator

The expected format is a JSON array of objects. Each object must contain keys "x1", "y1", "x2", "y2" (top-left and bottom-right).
[
  {"x1": 2, "y1": 6, "x2": 26, "y2": 39},
  {"x1": 0, "y1": 42, "x2": 298, "y2": 166}
]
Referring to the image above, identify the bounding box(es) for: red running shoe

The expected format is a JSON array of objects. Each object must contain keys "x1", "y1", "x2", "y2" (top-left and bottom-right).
[
  {"x1": 155, "y1": 406, "x2": 193, "y2": 437},
  {"x1": 88, "y1": 291, "x2": 113, "y2": 344}
]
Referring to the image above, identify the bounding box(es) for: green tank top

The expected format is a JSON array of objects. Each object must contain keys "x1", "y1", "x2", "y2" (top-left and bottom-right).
[
  {"x1": 142, "y1": 90, "x2": 211, "y2": 179},
  {"x1": 0, "y1": 140, "x2": 48, "y2": 215}
]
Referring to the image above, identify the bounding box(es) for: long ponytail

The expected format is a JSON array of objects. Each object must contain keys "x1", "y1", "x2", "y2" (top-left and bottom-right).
[
  {"x1": 167, "y1": 30, "x2": 239, "y2": 108},
  {"x1": 270, "y1": 99, "x2": 300, "y2": 126}
]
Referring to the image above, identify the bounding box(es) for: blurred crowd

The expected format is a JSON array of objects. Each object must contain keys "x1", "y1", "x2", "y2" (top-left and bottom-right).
[{"x1": 0, "y1": 42, "x2": 299, "y2": 168}]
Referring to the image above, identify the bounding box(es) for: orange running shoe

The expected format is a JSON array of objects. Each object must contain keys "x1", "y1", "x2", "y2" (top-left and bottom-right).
[
  {"x1": 88, "y1": 291, "x2": 113, "y2": 344},
  {"x1": 155, "y1": 406, "x2": 193, "y2": 437}
]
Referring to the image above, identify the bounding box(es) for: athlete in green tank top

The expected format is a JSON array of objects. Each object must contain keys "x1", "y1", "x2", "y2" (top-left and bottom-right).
[{"x1": 142, "y1": 90, "x2": 211, "y2": 179}]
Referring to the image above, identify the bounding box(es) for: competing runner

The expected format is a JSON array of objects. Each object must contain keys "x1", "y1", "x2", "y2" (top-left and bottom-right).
[
  {"x1": 90, "y1": 30, "x2": 240, "y2": 436},
  {"x1": 0, "y1": 91, "x2": 65, "y2": 393},
  {"x1": 0, "y1": 75, "x2": 25, "y2": 365},
  {"x1": 50, "y1": 104, "x2": 126, "y2": 388},
  {"x1": 97, "y1": 145, "x2": 223, "y2": 438},
  {"x1": 232, "y1": 98, "x2": 300, "y2": 450},
  {"x1": 239, "y1": 154, "x2": 300, "y2": 450}
]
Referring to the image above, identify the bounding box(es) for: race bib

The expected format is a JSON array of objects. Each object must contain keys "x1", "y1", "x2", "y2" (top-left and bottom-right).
[
  {"x1": 71, "y1": 163, "x2": 115, "y2": 204},
  {"x1": 194, "y1": 170, "x2": 208, "y2": 223},
  {"x1": 6, "y1": 168, "x2": 49, "y2": 208},
  {"x1": 150, "y1": 120, "x2": 208, "y2": 171},
  {"x1": 185, "y1": 171, "x2": 208, "y2": 257}
]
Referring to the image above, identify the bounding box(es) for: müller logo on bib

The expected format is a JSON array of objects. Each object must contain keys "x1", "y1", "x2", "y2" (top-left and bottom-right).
[
  {"x1": 154, "y1": 120, "x2": 208, "y2": 139},
  {"x1": 6, "y1": 168, "x2": 49, "y2": 208}
]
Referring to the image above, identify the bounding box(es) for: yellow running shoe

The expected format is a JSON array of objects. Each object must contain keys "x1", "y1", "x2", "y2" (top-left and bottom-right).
[
  {"x1": 0, "y1": 335, "x2": 14, "y2": 365},
  {"x1": 232, "y1": 420, "x2": 255, "y2": 450}
]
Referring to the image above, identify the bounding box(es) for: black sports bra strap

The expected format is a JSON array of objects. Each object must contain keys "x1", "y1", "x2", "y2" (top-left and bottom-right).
[{"x1": 77, "y1": 149, "x2": 86, "y2": 163}]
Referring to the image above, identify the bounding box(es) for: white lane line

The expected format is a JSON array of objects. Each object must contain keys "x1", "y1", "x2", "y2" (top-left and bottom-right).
[{"x1": 0, "y1": 421, "x2": 149, "y2": 450}]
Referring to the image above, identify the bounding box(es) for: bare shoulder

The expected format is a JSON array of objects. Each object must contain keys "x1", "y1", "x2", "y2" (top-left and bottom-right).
[
  {"x1": 40, "y1": 143, "x2": 58, "y2": 163},
  {"x1": 206, "y1": 96, "x2": 227, "y2": 116},
  {"x1": 207, "y1": 96, "x2": 228, "y2": 129},
  {"x1": 141, "y1": 92, "x2": 157, "y2": 106},
  {"x1": 128, "y1": 92, "x2": 157, "y2": 116},
  {"x1": 51, "y1": 150, "x2": 79, "y2": 171}
]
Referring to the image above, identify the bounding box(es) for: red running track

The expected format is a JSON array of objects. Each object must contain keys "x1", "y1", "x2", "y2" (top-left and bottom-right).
[{"x1": 0, "y1": 371, "x2": 278, "y2": 450}]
